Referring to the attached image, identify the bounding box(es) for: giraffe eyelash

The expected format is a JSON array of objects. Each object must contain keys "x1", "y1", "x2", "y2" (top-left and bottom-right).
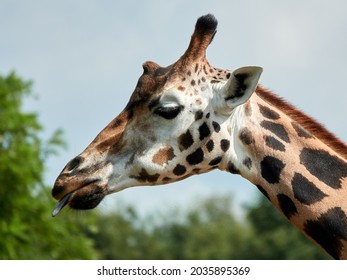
[{"x1": 153, "y1": 104, "x2": 184, "y2": 119}]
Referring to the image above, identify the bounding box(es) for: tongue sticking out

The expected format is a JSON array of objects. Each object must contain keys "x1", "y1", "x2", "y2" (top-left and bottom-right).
[{"x1": 52, "y1": 192, "x2": 73, "y2": 217}]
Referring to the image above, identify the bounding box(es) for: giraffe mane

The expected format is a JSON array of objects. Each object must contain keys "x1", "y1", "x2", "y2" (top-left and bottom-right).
[{"x1": 256, "y1": 85, "x2": 347, "y2": 160}]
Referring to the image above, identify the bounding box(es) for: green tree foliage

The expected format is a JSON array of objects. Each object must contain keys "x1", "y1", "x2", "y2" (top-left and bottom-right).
[
  {"x1": 150, "y1": 197, "x2": 249, "y2": 259},
  {"x1": 85, "y1": 204, "x2": 158, "y2": 259},
  {"x1": 87, "y1": 197, "x2": 248, "y2": 259},
  {"x1": 0, "y1": 72, "x2": 96, "y2": 259},
  {"x1": 88, "y1": 196, "x2": 331, "y2": 260}
]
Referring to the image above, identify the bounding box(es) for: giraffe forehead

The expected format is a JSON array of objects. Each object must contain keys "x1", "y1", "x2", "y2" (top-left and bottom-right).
[
  {"x1": 127, "y1": 58, "x2": 233, "y2": 112},
  {"x1": 126, "y1": 64, "x2": 171, "y2": 109}
]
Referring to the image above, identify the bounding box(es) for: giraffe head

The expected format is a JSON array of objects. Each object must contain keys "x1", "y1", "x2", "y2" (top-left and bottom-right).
[{"x1": 52, "y1": 14, "x2": 262, "y2": 216}]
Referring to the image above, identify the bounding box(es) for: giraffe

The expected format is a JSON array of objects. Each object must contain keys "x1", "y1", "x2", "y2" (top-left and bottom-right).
[{"x1": 52, "y1": 14, "x2": 347, "y2": 259}]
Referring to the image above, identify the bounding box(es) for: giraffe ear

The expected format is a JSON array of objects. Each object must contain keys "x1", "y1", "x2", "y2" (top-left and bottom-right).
[{"x1": 222, "y1": 66, "x2": 263, "y2": 110}]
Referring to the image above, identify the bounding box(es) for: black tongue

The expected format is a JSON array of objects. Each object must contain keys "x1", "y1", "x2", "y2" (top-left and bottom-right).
[{"x1": 52, "y1": 192, "x2": 72, "y2": 217}]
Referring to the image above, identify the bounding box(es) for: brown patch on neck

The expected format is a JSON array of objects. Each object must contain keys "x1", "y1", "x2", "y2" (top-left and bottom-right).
[{"x1": 256, "y1": 86, "x2": 347, "y2": 160}]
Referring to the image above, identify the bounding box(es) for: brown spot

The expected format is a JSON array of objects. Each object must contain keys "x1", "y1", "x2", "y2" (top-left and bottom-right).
[
  {"x1": 258, "y1": 103, "x2": 280, "y2": 120},
  {"x1": 195, "y1": 63, "x2": 199, "y2": 73},
  {"x1": 304, "y1": 207, "x2": 347, "y2": 259},
  {"x1": 228, "y1": 161, "x2": 240, "y2": 174},
  {"x1": 212, "y1": 121, "x2": 220, "y2": 132},
  {"x1": 152, "y1": 146, "x2": 175, "y2": 166},
  {"x1": 243, "y1": 157, "x2": 252, "y2": 169},
  {"x1": 221, "y1": 139, "x2": 230, "y2": 152},
  {"x1": 173, "y1": 164, "x2": 186, "y2": 176},
  {"x1": 300, "y1": 148, "x2": 347, "y2": 189},
  {"x1": 292, "y1": 172, "x2": 327, "y2": 205},
  {"x1": 239, "y1": 128, "x2": 254, "y2": 145},
  {"x1": 209, "y1": 156, "x2": 222, "y2": 166},
  {"x1": 264, "y1": 135, "x2": 285, "y2": 151},
  {"x1": 186, "y1": 148, "x2": 204, "y2": 165},
  {"x1": 261, "y1": 156, "x2": 285, "y2": 184},
  {"x1": 195, "y1": 98, "x2": 202, "y2": 105},
  {"x1": 292, "y1": 122, "x2": 313, "y2": 139},
  {"x1": 132, "y1": 168, "x2": 160, "y2": 183},
  {"x1": 195, "y1": 110, "x2": 204, "y2": 120},
  {"x1": 206, "y1": 139, "x2": 214, "y2": 152},
  {"x1": 191, "y1": 80, "x2": 196, "y2": 86},
  {"x1": 178, "y1": 129, "x2": 194, "y2": 151},
  {"x1": 260, "y1": 120, "x2": 290, "y2": 143},
  {"x1": 277, "y1": 194, "x2": 297, "y2": 219},
  {"x1": 177, "y1": 85, "x2": 186, "y2": 92},
  {"x1": 198, "y1": 122, "x2": 211, "y2": 140}
]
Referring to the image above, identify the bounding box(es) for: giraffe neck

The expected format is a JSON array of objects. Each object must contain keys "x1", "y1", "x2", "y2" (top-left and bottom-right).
[{"x1": 223, "y1": 87, "x2": 347, "y2": 259}]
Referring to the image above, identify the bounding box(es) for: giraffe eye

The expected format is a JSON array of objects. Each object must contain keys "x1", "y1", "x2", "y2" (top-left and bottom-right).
[{"x1": 154, "y1": 104, "x2": 183, "y2": 119}]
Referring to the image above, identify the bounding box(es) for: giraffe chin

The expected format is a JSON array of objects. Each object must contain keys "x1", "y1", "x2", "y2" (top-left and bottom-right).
[{"x1": 52, "y1": 183, "x2": 106, "y2": 217}]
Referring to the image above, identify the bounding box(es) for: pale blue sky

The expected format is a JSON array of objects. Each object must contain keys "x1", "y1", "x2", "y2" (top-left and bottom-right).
[{"x1": 1, "y1": 0, "x2": 346, "y2": 217}]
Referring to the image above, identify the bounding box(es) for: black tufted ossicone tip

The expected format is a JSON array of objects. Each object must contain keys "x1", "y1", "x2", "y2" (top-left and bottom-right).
[{"x1": 195, "y1": 14, "x2": 218, "y2": 34}]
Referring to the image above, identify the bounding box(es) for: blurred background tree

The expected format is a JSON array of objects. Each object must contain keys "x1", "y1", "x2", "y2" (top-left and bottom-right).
[
  {"x1": 87, "y1": 196, "x2": 331, "y2": 260},
  {"x1": 0, "y1": 72, "x2": 96, "y2": 259},
  {"x1": 242, "y1": 196, "x2": 330, "y2": 259},
  {"x1": 0, "y1": 72, "x2": 331, "y2": 259}
]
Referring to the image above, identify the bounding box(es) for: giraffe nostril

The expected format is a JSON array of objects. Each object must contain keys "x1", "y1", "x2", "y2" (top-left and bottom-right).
[{"x1": 66, "y1": 156, "x2": 84, "y2": 171}]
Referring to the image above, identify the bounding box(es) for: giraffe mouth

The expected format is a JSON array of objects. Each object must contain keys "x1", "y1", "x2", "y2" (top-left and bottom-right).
[{"x1": 52, "y1": 179, "x2": 106, "y2": 217}]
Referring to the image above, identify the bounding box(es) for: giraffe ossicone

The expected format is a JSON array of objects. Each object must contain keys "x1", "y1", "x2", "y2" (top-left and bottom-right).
[{"x1": 52, "y1": 14, "x2": 347, "y2": 259}]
